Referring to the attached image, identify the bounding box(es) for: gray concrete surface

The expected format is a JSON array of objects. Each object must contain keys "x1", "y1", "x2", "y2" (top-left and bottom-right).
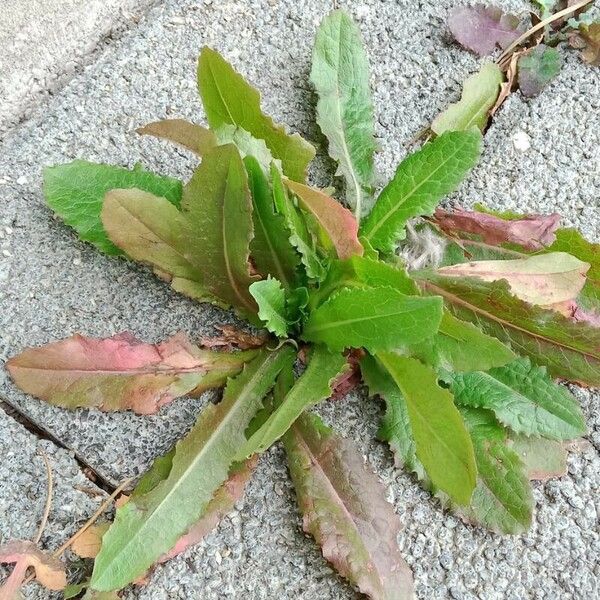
[
  {"x1": 0, "y1": 406, "x2": 106, "y2": 598},
  {"x1": 0, "y1": 0, "x2": 160, "y2": 136},
  {"x1": 0, "y1": 0, "x2": 598, "y2": 598}
]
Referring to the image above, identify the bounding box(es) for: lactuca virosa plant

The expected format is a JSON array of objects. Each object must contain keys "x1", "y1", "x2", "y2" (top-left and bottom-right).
[{"x1": 5, "y1": 6, "x2": 599, "y2": 599}]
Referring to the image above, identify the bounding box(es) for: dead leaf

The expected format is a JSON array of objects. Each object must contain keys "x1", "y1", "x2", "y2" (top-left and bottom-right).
[
  {"x1": 71, "y1": 524, "x2": 110, "y2": 559},
  {"x1": 199, "y1": 325, "x2": 269, "y2": 351},
  {"x1": 569, "y1": 23, "x2": 600, "y2": 65},
  {"x1": 0, "y1": 540, "x2": 66, "y2": 598},
  {"x1": 433, "y1": 207, "x2": 561, "y2": 250}
]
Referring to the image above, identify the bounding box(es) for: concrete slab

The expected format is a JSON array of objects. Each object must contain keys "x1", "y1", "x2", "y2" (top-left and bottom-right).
[
  {"x1": 0, "y1": 0, "x2": 159, "y2": 136},
  {"x1": 0, "y1": 0, "x2": 598, "y2": 597},
  {"x1": 0, "y1": 406, "x2": 106, "y2": 599}
]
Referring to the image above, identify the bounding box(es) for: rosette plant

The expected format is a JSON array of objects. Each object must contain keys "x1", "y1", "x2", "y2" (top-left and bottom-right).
[{"x1": 5, "y1": 9, "x2": 598, "y2": 600}]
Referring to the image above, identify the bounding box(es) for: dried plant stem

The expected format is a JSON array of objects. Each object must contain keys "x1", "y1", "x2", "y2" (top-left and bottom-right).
[
  {"x1": 498, "y1": 0, "x2": 593, "y2": 64},
  {"x1": 21, "y1": 477, "x2": 133, "y2": 587},
  {"x1": 33, "y1": 449, "x2": 53, "y2": 545}
]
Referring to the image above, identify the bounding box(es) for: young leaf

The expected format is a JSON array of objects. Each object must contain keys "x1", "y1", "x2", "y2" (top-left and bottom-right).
[
  {"x1": 101, "y1": 188, "x2": 213, "y2": 304},
  {"x1": 43, "y1": 161, "x2": 182, "y2": 255},
  {"x1": 448, "y1": 5, "x2": 523, "y2": 56},
  {"x1": 6, "y1": 332, "x2": 255, "y2": 414},
  {"x1": 249, "y1": 278, "x2": 289, "y2": 337},
  {"x1": 437, "y1": 252, "x2": 590, "y2": 307},
  {"x1": 509, "y1": 434, "x2": 568, "y2": 481},
  {"x1": 283, "y1": 412, "x2": 414, "y2": 600},
  {"x1": 0, "y1": 540, "x2": 67, "y2": 593},
  {"x1": 245, "y1": 156, "x2": 299, "y2": 288},
  {"x1": 360, "y1": 354, "x2": 424, "y2": 478},
  {"x1": 433, "y1": 207, "x2": 561, "y2": 251},
  {"x1": 285, "y1": 180, "x2": 364, "y2": 259},
  {"x1": 419, "y1": 275, "x2": 600, "y2": 386},
  {"x1": 431, "y1": 63, "x2": 503, "y2": 135},
  {"x1": 311, "y1": 9, "x2": 377, "y2": 219},
  {"x1": 91, "y1": 347, "x2": 295, "y2": 591},
  {"x1": 236, "y1": 346, "x2": 348, "y2": 459},
  {"x1": 302, "y1": 287, "x2": 443, "y2": 352},
  {"x1": 457, "y1": 408, "x2": 533, "y2": 534},
  {"x1": 360, "y1": 130, "x2": 481, "y2": 253},
  {"x1": 517, "y1": 45, "x2": 562, "y2": 98},
  {"x1": 271, "y1": 165, "x2": 326, "y2": 280},
  {"x1": 449, "y1": 358, "x2": 586, "y2": 440},
  {"x1": 408, "y1": 310, "x2": 516, "y2": 373},
  {"x1": 136, "y1": 119, "x2": 217, "y2": 155},
  {"x1": 197, "y1": 47, "x2": 315, "y2": 181},
  {"x1": 216, "y1": 125, "x2": 278, "y2": 173},
  {"x1": 377, "y1": 353, "x2": 477, "y2": 505},
  {"x1": 308, "y1": 255, "x2": 418, "y2": 310},
  {"x1": 182, "y1": 144, "x2": 259, "y2": 316}
]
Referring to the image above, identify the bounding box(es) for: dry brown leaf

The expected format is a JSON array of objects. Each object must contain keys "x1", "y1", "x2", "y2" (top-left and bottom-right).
[{"x1": 71, "y1": 524, "x2": 110, "y2": 559}]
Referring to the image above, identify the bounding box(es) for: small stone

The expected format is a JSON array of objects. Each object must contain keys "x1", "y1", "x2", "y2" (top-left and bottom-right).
[{"x1": 512, "y1": 130, "x2": 531, "y2": 152}]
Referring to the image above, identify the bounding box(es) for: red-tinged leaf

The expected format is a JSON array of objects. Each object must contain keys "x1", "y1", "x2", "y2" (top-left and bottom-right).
[
  {"x1": 437, "y1": 252, "x2": 589, "y2": 307},
  {"x1": 136, "y1": 119, "x2": 217, "y2": 155},
  {"x1": 448, "y1": 4, "x2": 524, "y2": 56},
  {"x1": 159, "y1": 457, "x2": 256, "y2": 563},
  {"x1": 284, "y1": 180, "x2": 363, "y2": 260},
  {"x1": 0, "y1": 540, "x2": 66, "y2": 595},
  {"x1": 418, "y1": 274, "x2": 600, "y2": 387},
  {"x1": 284, "y1": 413, "x2": 414, "y2": 600},
  {"x1": 433, "y1": 207, "x2": 561, "y2": 251},
  {"x1": 7, "y1": 332, "x2": 256, "y2": 414}
]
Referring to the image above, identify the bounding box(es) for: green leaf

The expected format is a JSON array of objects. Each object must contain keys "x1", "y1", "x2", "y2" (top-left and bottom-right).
[
  {"x1": 376, "y1": 353, "x2": 476, "y2": 505},
  {"x1": 448, "y1": 358, "x2": 586, "y2": 440},
  {"x1": 43, "y1": 160, "x2": 182, "y2": 255},
  {"x1": 408, "y1": 310, "x2": 516, "y2": 372},
  {"x1": 509, "y1": 434, "x2": 568, "y2": 481},
  {"x1": 182, "y1": 144, "x2": 259, "y2": 317},
  {"x1": 136, "y1": 119, "x2": 217, "y2": 155},
  {"x1": 283, "y1": 412, "x2": 414, "y2": 600},
  {"x1": 419, "y1": 274, "x2": 600, "y2": 386},
  {"x1": 90, "y1": 347, "x2": 294, "y2": 591},
  {"x1": 431, "y1": 63, "x2": 503, "y2": 135},
  {"x1": 458, "y1": 407, "x2": 533, "y2": 534},
  {"x1": 271, "y1": 165, "x2": 326, "y2": 281},
  {"x1": 360, "y1": 354, "x2": 424, "y2": 478},
  {"x1": 249, "y1": 278, "x2": 289, "y2": 337},
  {"x1": 285, "y1": 179, "x2": 364, "y2": 260},
  {"x1": 517, "y1": 45, "x2": 562, "y2": 98},
  {"x1": 197, "y1": 47, "x2": 315, "y2": 181},
  {"x1": 309, "y1": 255, "x2": 418, "y2": 310},
  {"x1": 236, "y1": 346, "x2": 348, "y2": 459},
  {"x1": 101, "y1": 188, "x2": 213, "y2": 304},
  {"x1": 311, "y1": 10, "x2": 377, "y2": 219},
  {"x1": 302, "y1": 287, "x2": 443, "y2": 352},
  {"x1": 245, "y1": 156, "x2": 299, "y2": 288},
  {"x1": 360, "y1": 130, "x2": 481, "y2": 252},
  {"x1": 6, "y1": 332, "x2": 256, "y2": 414}
]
